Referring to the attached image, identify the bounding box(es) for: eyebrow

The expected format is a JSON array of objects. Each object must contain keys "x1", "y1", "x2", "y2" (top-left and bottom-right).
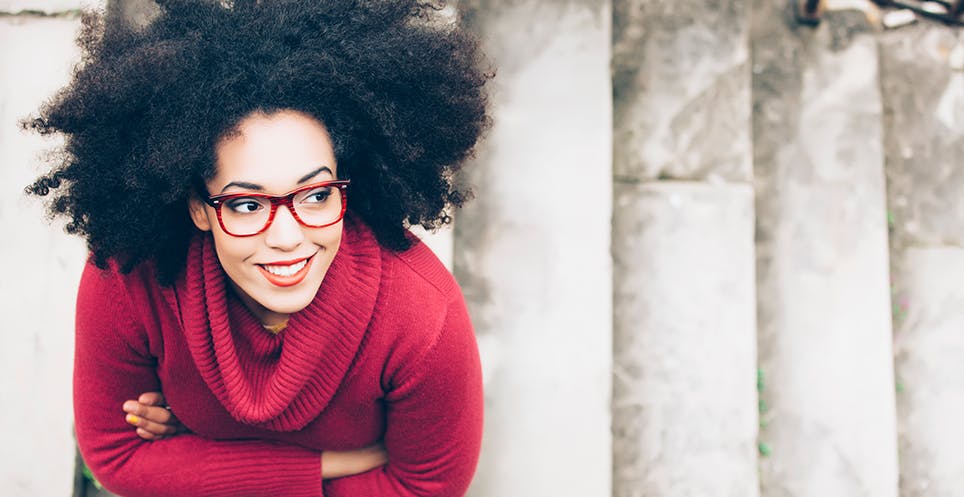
[{"x1": 218, "y1": 166, "x2": 334, "y2": 193}]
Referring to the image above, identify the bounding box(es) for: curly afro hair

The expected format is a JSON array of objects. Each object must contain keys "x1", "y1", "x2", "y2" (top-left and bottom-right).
[{"x1": 26, "y1": 0, "x2": 491, "y2": 284}]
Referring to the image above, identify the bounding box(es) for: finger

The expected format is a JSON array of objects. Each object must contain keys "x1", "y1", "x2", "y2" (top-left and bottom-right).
[
  {"x1": 138, "y1": 392, "x2": 166, "y2": 406},
  {"x1": 123, "y1": 401, "x2": 175, "y2": 424},
  {"x1": 126, "y1": 413, "x2": 179, "y2": 436},
  {"x1": 142, "y1": 404, "x2": 175, "y2": 425},
  {"x1": 135, "y1": 427, "x2": 168, "y2": 441}
]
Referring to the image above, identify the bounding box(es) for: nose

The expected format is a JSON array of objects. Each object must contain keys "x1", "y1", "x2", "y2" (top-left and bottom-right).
[{"x1": 263, "y1": 205, "x2": 304, "y2": 251}]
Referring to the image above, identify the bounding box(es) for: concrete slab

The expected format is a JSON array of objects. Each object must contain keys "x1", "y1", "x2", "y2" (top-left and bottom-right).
[
  {"x1": 880, "y1": 23, "x2": 964, "y2": 497},
  {"x1": 879, "y1": 26, "x2": 964, "y2": 250},
  {"x1": 0, "y1": 0, "x2": 102, "y2": 14},
  {"x1": 612, "y1": 182, "x2": 759, "y2": 497},
  {"x1": 456, "y1": 2, "x2": 613, "y2": 496},
  {"x1": 894, "y1": 248, "x2": 964, "y2": 497},
  {"x1": 752, "y1": 6, "x2": 898, "y2": 497},
  {"x1": 612, "y1": 0, "x2": 752, "y2": 182},
  {"x1": 0, "y1": 14, "x2": 87, "y2": 497}
]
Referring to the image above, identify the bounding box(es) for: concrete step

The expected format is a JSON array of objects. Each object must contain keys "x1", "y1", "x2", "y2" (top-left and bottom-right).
[
  {"x1": 752, "y1": 6, "x2": 898, "y2": 497},
  {"x1": 613, "y1": 182, "x2": 759, "y2": 497}
]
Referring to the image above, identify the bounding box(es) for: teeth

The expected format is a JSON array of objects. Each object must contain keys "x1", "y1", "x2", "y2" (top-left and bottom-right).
[{"x1": 262, "y1": 259, "x2": 307, "y2": 277}]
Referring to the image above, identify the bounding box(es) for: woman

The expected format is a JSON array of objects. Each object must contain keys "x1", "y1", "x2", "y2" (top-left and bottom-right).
[{"x1": 26, "y1": 1, "x2": 490, "y2": 496}]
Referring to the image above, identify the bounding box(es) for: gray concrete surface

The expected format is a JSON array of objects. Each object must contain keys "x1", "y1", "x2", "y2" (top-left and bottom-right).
[
  {"x1": 108, "y1": 0, "x2": 158, "y2": 30},
  {"x1": 0, "y1": 13, "x2": 88, "y2": 497},
  {"x1": 879, "y1": 23, "x2": 964, "y2": 497},
  {"x1": 612, "y1": 0, "x2": 752, "y2": 183},
  {"x1": 752, "y1": 5, "x2": 898, "y2": 497},
  {"x1": 0, "y1": 0, "x2": 94, "y2": 13},
  {"x1": 893, "y1": 248, "x2": 964, "y2": 497},
  {"x1": 879, "y1": 26, "x2": 964, "y2": 251},
  {"x1": 612, "y1": 182, "x2": 759, "y2": 497},
  {"x1": 611, "y1": 1, "x2": 758, "y2": 496},
  {"x1": 457, "y1": 2, "x2": 613, "y2": 496}
]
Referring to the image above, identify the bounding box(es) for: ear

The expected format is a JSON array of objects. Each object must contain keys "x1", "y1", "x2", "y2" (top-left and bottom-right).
[{"x1": 188, "y1": 197, "x2": 213, "y2": 232}]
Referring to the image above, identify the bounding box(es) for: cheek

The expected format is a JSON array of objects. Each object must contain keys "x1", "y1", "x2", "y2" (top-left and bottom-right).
[
  {"x1": 326, "y1": 229, "x2": 344, "y2": 246},
  {"x1": 316, "y1": 228, "x2": 343, "y2": 251},
  {"x1": 211, "y1": 232, "x2": 258, "y2": 268}
]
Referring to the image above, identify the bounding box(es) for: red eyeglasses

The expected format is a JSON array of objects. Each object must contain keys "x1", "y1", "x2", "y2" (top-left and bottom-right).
[{"x1": 202, "y1": 180, "x2": 350, "y2": 237}]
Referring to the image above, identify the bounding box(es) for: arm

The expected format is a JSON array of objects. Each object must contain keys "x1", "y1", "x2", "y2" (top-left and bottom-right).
[
  {"x1": 323, "y1": 294, "x2": 484, "y2": 497},
  {"x1": 74, "y1": 262, "x2": 324, "y2": 497},
  {"x1": 126, "y1": 393, "x2": 388, "y2": 478}
]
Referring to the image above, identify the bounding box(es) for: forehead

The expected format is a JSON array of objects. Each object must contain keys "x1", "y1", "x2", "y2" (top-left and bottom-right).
[{"x1": 212, "y1": 110, "x2": 337, "y2": 186}]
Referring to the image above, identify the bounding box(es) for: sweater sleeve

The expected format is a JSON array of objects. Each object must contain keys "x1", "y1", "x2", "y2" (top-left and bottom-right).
[
  {"x1": 73, "y1": 261, "x2": 324, "y2": 497},
  {"x1": 323, "y1": 292, "x2": 484, "y2": 497}
]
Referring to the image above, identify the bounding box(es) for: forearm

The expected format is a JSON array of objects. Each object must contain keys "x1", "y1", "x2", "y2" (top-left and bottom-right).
[
  {"x1": 79, "y1": 432, "x2": 323, "y2": 497},
  {"x1": 322, "y1": 459, "x2": 476, "y2": 497},
  {"x1": 76, "y1": 366, "x2": 325, "y2": 497},
  {"x1": 74, "y1": 262, "x2": 324, "y2": 497}
]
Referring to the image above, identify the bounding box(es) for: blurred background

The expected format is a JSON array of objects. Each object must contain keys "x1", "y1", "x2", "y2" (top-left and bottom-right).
[{"x1": 2, "y1": 0, "x2": 963, "y2": 496}]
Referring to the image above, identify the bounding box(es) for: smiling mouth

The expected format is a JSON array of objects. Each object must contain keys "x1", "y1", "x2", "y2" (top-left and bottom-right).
[
  {"x1": 257, "y1": 255, "x2": 314, "y2": 287},
  {"x1": 263, "y1": 259, "x2": 308, "y2": 276}
]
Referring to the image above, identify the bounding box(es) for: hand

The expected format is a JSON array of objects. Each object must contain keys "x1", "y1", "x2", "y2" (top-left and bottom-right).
[
  {"x1": 122, "y1": 392, "x2": 188, "y2": 441},
  {"x1": 321, "y1": 443, "x2": 388, "y2": 479}
]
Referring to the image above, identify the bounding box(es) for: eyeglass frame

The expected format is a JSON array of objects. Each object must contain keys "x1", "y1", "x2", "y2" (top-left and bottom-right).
[{"x1": 200, "y1": 179, "x2": 351, "y2": 237}]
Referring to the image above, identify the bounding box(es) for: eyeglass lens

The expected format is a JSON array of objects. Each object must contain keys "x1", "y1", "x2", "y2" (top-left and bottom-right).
[{"x1": 219, "y1": 185, "x2": 343, "y2": 235}]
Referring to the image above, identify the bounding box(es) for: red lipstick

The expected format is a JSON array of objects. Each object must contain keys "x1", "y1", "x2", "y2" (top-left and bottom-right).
[{"x1": 257, "y1": 255, "x2": 314, "y2": 287}]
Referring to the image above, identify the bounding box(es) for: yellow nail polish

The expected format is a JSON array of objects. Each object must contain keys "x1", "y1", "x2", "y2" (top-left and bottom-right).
[{"x1": 126, "y1": 414, "x2": 140, "y2": 425}]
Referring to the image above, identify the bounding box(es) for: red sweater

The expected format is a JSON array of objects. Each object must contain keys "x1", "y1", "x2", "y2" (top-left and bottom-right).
[{"x1": 74, "y1": 219, "x2": 483, "y2": 497}]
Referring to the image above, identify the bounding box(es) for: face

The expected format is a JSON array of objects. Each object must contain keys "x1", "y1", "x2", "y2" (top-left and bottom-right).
[{"x1": 189, "y1": 109, "x2": 343, "y2": 324}]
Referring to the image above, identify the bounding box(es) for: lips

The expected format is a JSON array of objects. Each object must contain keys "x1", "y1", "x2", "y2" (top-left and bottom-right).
[{"x1": 257, "y1": 255, "x2": 314, "y2": 287}]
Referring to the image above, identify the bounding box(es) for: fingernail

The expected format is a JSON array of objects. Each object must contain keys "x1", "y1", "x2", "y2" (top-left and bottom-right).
[
  {"x1": 123, "y1": 401, "x2": 136, "y2": 412},
  {"x1": 126, "y1": 414, "x2": 140, "y2": 425}
]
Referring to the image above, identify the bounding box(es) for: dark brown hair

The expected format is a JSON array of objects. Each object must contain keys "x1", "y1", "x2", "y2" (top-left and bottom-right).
[{"x1": 26, "y1": 0, "x2": 491, "y2": 284}]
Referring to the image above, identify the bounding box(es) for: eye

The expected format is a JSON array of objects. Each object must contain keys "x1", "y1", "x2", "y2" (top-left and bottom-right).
[
  {"x1": 301, "y1": 187, "x2": 333, "y2": 204},
  {"x1": 225, "y1": 197, "x2": 264, "y2": 214}
]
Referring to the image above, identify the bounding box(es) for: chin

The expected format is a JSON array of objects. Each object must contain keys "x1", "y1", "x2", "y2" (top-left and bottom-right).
[{"x1": 257, "y1": 286, "x2": 321, "y2": 315}]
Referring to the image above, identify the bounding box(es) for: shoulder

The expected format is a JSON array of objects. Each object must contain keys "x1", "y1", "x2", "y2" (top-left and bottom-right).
[
  {"x1": 371, "y1": 238, "x2": 475, "y2": 383},
  {"x1": 376, "y1": 237, "x2": 467, "y2": 330},
  {"x1": 386, "y1": 237, "x2": 460, "y2": 303},
  {"x1": 77, "y1": 257, "x2": 170, "y2": 347},
  {"x1": 79, "y1": 257, "x2": 165, "y2": 308}
]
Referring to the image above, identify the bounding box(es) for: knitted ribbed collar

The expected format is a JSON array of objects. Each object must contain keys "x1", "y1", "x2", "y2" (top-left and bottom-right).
[{"x1": 175, "y1": 217, "x2": 382, "y2": 431}]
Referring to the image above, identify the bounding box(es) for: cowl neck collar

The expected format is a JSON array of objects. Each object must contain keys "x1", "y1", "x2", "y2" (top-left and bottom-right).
[{"x1": 175, "y1": 217, "x2": 381, "y2": 431}]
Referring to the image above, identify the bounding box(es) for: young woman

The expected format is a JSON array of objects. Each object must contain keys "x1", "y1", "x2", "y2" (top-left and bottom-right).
[{"x1": 26, "y1": 1, "x2": 490, "y2": 496}]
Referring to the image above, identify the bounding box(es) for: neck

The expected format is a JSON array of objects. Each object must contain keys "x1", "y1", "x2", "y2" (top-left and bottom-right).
[{"x1": 228, "y1": 280, "x2": 289, "y2": 328}]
